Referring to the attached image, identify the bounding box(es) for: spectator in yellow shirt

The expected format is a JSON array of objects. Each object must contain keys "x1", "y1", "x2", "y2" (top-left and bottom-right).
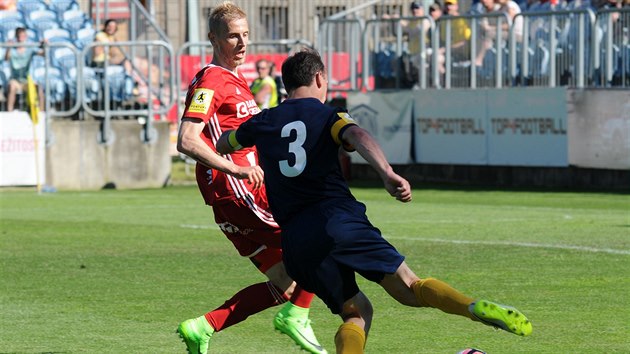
[
  {"x1": 442, "y1": 0, "x2": 472, "y2": 62},
  {"x1": 250, "y1": 59, "x2": 278, "y2": 109},
  {"x1": 91, "y1": 19, "x2": 129, "y2": 70}
]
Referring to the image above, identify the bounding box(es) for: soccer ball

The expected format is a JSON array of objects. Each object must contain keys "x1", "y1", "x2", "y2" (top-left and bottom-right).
[{"x1": 457, "y1": 349, "x2": 486, "y2": 354}]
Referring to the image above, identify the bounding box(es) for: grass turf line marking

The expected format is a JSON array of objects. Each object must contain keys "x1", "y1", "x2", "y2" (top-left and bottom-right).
[
  {"x1": 180, "y1": 224, "x2": 219, "y2": 230},
  {"x1": 387, "y1": 236, "x2": 630, "y2": 255},
  {"x1": 180, "y1": 224, "x2": 629, "y2": 255}
]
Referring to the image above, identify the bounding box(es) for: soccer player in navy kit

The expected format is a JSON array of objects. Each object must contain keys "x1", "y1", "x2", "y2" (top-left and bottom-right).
[{"x1": 217, "y1": 49, "x2": 532, "y2": 353}]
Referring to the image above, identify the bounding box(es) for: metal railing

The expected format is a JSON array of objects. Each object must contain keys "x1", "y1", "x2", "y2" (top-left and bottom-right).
[
  {"x1": 2, "y1": 7, "x2": 627, "y2": 140},
  {"x1": 593, "y1": 7, "x2": 630, "y2": 87},
  {"x1": 1, "y1": 40, "x2": 175, "y2": 145},
  {"x1": 440, "y1": 12, "x2": 511, "y2": 89},
  {"x1": 318, "y1": 18, "x2": 364, "y2": 92},
  {"x1": 510, "y1": 8, "x2": 596, "y2": 88},
  {"x1": 316, "y1": 7, "x2": 629, "y2": 93},
  {"x1": 0, "y1": 41, "x2": 84, "y2": 144},
  {"x1": 82, "y1": 40, "x2": 175, "y2": 145},
  {"x1": 361, "y1": 16, "x2": 439, "y2": 90}
]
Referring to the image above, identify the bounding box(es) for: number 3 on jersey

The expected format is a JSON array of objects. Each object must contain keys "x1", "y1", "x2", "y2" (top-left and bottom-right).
[{"x1": 280, "y1": 121, "x2": 307, "y2": 177}]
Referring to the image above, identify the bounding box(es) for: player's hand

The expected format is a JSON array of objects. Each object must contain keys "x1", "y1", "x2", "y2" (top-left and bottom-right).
[
  {"x1": 384, "y1": 173, "x2": 412, "y2": 203},
  {"x1": 234, "y1": 165, "x2": 264, "y2": 189}
]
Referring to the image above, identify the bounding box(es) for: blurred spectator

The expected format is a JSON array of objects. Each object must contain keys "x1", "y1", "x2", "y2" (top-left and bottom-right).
[
  {"x1": 429, "y1": 3, "x2": 447, "y2": 74},
  {"x1": 545, "y1": 0, "x2": 561, "y2": 9},
  {"x1": 404, "y1": 1, "x2": 430, "y2": 41},
  {"x1": 596, "y1": 0, "x2": 623, "y2": 8},
  {"x1": 596, "y1": 0, "x2": 624, "y2": 37},
  {"x1": 472, "y1": 0, "x2": 522, "y2": 71},
  {"x1": 595, "y1": 0, "x2": 626, "y2": 84},
  {"x1": 399, "y1": 1, "x2": 431, "y2": 87},
  {"x1": 523, "y1": 0, "x2": 538, "y2": 10},
  {"x1": 429, "y1": 2, "x2": 444, "y2": 20},
  {"x1": 474, "y1": 0, "x2": 502, "y2": 67},
  {"x1": 91, "y1": 19, "x2": 130, "y2": 71},
  {"x1": 498, "y1": 0, "x2": 523, "y2": 41},
  {"x1": 0, "y1": 0, "x2": 16, "y2": 10},
  {"x1": 269, "y1": 62, "x2": 287, "y2": 103},
  {"x1": 373, "y1": 42, "x2": 398, "y2": 89},
  {"x1": 470, "y1": 0, "x2": 486, "y2": 13},
  {"x1": 4, "y1": 27, "x2": 45, "y2": 111},
  {"x1": 250, "y1": 59, "x2": 278, "y2": 109},
  {"x1": 380, "y1": 2, "x2": 427, "y2": 87},
  {"x1": 442, "y1": 0, "x2": 472, "y2": 62},
  {"x1": 522, "y1": 0, "x2": 537, "y2": 9},
  {"x1": 480, "y1": 0, "x2": 501, "y2": 15}
]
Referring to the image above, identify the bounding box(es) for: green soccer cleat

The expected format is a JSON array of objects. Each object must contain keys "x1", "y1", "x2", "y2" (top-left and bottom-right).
[
  {"x1": 470, "y1": 300, "x2": 533, "y2": 336},
  {"x1": 176, "y1": 315, "x2": 215, "y2": 354},
  {"x1": 274, "y1": 305, "x2": 327, "y2": 354}
]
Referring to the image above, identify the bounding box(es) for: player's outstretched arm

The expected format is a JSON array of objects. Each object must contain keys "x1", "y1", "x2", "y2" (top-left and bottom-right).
[
  {"x1": 216, "y1": 130, "x2": 238, "y2": 155},
  {"x1": 179, "y1": 120, "x2": 263, "y2": 188},
  {"x1": 342, "y1": 125, "x2": 412, "y2": 202}
]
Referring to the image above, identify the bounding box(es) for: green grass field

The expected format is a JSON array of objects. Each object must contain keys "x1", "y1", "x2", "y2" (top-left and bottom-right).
[{"x1": 1, "y1": 185, "x2": 628, "y2": 353}]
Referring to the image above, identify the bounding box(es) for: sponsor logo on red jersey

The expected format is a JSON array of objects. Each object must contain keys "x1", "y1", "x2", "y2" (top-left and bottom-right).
[{"x1": 236, "y1": 99, "x2": 261, "y2": 118}]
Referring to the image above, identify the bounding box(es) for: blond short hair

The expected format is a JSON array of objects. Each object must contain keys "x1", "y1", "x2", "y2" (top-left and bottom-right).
[{"x1": 208, "y1": 1, "x2": 247, "y2": 37}]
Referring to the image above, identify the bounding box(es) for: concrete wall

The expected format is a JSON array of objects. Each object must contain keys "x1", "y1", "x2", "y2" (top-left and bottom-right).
[
  {"x1": 46, "y1": 120, "x2": 171, "y2": 190},
  {"x1": 567, "y1": 90, "x2": 630, "y2": 170},
  {"x1": 347, "y1": 164, "x2": 630, "y2": 190}
]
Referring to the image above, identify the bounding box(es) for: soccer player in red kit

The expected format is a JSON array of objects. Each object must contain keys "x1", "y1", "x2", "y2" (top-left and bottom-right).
[{"x1": 175, "y1": 2, "x2": 325, "y2": 354}]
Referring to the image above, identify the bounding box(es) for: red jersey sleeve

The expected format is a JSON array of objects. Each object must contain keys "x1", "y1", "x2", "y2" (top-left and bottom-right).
[{"x1": 182, "y1": 67, "x2": 225, "y2": 123}]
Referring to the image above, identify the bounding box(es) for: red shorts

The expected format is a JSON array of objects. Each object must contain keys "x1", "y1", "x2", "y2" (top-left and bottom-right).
[{"x1": 212, "y1": 198, "x2": 283, "y2": 273}]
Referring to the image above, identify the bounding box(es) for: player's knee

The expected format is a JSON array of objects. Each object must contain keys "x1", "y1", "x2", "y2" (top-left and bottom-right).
[
  {"x1": 8, "y1": 80, "x2": 20, "y2": 92},
  {"x1": 264, "y1": 262, "x2": 294, "y2": 293},
  {"x1": 341, "y1": 291, "x2": 373, "y2": 331},
  {"x1": 380, "y1": 268, "x2": 421, "y2": 307}
]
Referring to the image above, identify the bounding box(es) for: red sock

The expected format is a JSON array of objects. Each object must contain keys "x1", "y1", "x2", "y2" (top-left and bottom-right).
[
  {"x1": 205, "y1": 282, "x2": 285, "y2": 332},
  {"x1": 290, "y1": 285, "x2": 314, "y2": 308}
]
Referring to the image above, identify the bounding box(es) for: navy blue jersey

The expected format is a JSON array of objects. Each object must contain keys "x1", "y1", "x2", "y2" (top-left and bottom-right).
[{"x1": 235, "y1": 97, "x2": 357, "y2": 225}]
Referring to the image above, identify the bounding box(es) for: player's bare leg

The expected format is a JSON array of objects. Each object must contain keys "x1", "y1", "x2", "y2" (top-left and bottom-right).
[
  {"x1": 380, "y1": 262, "x2": 532, "y2": 336},
  {"x1": 177, "y1": 280, "x2": 287, "y2": 354},
  {"x1": 334, "y1": 291, "x2": 372, "y2": 354}
]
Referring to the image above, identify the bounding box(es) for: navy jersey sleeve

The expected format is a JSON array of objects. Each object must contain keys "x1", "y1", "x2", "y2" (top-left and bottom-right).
[
  {"x1": 234, "y1": 110, "x2": 268, "y2": 148},
  {"x1": 329, "y1": 109, "x2": 358, "y2": 152}
]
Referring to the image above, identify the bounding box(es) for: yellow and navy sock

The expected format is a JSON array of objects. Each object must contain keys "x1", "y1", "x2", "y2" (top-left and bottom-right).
[
  {"x1": 334, "y1": 322, "x2": 365, "y2": 354},
  {"x1": 412, "y1": 277, "x2": 475, "y2": 319}
]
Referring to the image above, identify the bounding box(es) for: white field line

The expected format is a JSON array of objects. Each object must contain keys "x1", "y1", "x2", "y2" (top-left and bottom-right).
[
  {"x1": 180, "y1": 224, "x2": 219, "y2": 230},
  {"x1": 181, "y1": 223, "x2": 630, "y2": 255},
  {"x1": 386, "y1": 236, "x2": 630, "y2": 255}
]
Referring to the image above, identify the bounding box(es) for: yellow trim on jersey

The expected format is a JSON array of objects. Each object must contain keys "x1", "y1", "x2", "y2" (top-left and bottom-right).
[
  {"x1": 228, "y1": 130, "x2": 243, "y2": 151},
  {"x1": 331, "y1": 112, "x2": 357, "y2": 145},
  {"x1": 188, "y1": 88, "x2": 214, "y2": 114}
]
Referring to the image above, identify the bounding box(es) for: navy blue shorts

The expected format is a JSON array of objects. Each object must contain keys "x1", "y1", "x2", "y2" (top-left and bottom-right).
[{"x1": 281, "y1": 198, "x2": 405, "y2": 314}]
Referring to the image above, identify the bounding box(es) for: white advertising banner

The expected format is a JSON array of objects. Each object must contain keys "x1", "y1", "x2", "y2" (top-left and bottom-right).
[
  {"x1": 487, "y1": 88, "x2": 567, "y2": 166},
  {"x1": 414, "y1": 90, "x2": 487, "y2": 164},
  {"x1": 347, "y1": 89, "x2": 626, "y2": 169},
  {"x1": 413, "y1": 88, "x2": 568, "y2": 166},
  {"x1": 0, "y1": 112, "x2": 46, "y2": 186},
  {"x1": 347, "y1": 91, "x2": 413, "y2": 164}
]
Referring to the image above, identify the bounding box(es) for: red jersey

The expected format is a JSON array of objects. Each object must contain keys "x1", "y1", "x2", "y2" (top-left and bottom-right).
[{"x1": 183, "y1": 64, "x2": 276, "y2": 227}]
